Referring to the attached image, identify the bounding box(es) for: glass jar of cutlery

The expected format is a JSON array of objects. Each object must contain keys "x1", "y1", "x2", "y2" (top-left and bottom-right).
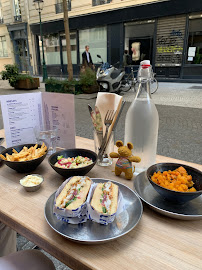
[{"x1": 94, "y1": 130, "x2": 114, "y2": 166}]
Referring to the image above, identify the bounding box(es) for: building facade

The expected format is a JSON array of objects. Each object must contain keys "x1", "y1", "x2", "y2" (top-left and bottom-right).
[{"x1": 0, "y1": 0, "x2": 202, "y2": 81}]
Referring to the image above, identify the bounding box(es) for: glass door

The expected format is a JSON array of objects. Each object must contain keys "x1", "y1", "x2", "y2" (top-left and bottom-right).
[
  {"x1": 129, "y1": 36, "x2": 153, "y2": 65},
  {"x1": 16, "y1": 39, "x2": 29, "y2": 72}
]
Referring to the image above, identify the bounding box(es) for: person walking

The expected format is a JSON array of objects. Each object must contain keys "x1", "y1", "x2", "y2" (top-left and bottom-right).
[
  {"x1": 123, "y1": 50, "x2": 132, "y2": 75},
  {"x1": 82, "y1": 45, "x2": 95, "y2": 70},
  {"x1": 123, "y1": 50, "x2": 132, "y2": 67}
]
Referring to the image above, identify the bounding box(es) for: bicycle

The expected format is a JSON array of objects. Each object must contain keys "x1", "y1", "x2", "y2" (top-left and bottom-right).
[
  {"x1": 119, "y1": 65, "x2": 158, "y2": 94},
  {"x1": 119, "y1": 66, "x2": 137, "y2": 93}
]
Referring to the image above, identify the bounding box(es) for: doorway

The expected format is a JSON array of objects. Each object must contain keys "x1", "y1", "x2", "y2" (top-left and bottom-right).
[
  {"x1": 124, "y1": 20, "x2": 155, "y2": 76},
  {"x1": 15, "y1": 39, "x2": 29, "y2": 72},
  {"x1": 129, "y1": 37, "x2": 153, "y2": 66}
]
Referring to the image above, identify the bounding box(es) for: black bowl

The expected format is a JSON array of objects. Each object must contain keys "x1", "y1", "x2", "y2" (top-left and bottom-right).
[
  {"x1": 0, "y1": 146, "x2": 5, "y2": 166},
  {"x1": 48, "y1": 148, "x2": 97, "y2": 178},
  {"x1": 0, "y1": 144, "x2": 47, "y2": 173},
  {"x1": 147, "y1": 163, "x2": 202, "y2": 204}
]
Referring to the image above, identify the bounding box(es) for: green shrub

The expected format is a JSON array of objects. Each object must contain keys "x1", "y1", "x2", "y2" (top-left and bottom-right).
[
  {"x1": 45, "y1": 77, "x2": 63, "y2": 85},
  {"x1": 45, "y1": 68, "x2": 98, "y2": 95},
  {"x1": 79, "y1": 68, "x2": 98, "y2": 93},
  {"x1": 79, "y1": 68, "x2": 97, "y2": 87},
  {"x1": 16, "y1": 74, "x2": 35, "y2": 84},
  {"x1": 1, "y1": 64, "x2": 19, "y2": 87},
  {"x1": 45, "y1": 77, "x2": 78, "y2": 94},
  {"x1": 1, "y1": 64, "x2": 36, "y2": 87}
]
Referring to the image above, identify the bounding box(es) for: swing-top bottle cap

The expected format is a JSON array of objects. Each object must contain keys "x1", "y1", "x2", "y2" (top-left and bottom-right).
[
  {"x1": 138, "y1": 60, "x2": 152, "y2": 79},
  {"x1": 140, "y1": 60, "x2": 150, "y2": 69}
]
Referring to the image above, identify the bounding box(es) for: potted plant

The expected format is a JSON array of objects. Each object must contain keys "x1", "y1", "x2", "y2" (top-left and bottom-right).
[
  {"x1": 45, "y1": 77, "x2": 79, "y2": 94},
  {"x1": 45, "y1": 68, "x2": 99, "y2": 95},
  {"x1": 1, "y1": 64, "x2": 40, "y2": 90},
  {"x1": 79, "y1": 67, "x2": 99, "y2": 94}
]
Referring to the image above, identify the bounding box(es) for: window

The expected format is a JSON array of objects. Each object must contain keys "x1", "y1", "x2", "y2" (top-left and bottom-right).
[
  {"x1": 13, "y1": 0, "x2": 21, "y2": 21},
  {"x1": 55, "y1": 0, "x2": 71, "y2": 14},
  {"x1": 0, "y1": 1, "x2": 3, "y2": 23},
  {"x1": 39, "y1": 34, "x2": 60, "y2": 65},
  {"x1": 0, "y1": 36, "x2": 8, "y2": 57},
  {"x1": 79, "y1": 26, "x2": 107, "y2": 64},
  {"x1": 61, "y1": 32, "x2": 77, "y2": 64},
  {"x1": 14, "y1": 30, "x2": 26, "y2": 39},
  {"x1": 92, "y1": 0, "x2": 111, "y2": 6},
  {"x1": 187, "y1": 17, "x2": 202, "y2": 65}
]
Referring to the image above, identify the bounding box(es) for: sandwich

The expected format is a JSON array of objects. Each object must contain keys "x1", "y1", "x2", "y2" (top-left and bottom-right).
[
  {"x1": 55, "y1": 176, "x2": 92, "y2": 210},
  {"x1": 90, "y1": 181, "x2": 119, "y2": 215}
]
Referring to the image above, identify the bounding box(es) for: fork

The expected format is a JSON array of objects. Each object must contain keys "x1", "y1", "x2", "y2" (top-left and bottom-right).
[
  {"x1": 101, "y1": 101, "x2": 125, "y2": 158},
  {"x1": 98, "y1": 110, "x2": 115, "y2": 161}
]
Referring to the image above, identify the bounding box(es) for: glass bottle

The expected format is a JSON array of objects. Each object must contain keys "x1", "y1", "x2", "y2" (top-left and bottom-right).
[{"x1": 124, "y1": 60, "x2": 159, "y2": 174}]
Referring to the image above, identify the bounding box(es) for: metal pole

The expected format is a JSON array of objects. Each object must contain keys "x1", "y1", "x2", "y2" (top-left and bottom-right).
[
  {"x1": 63, "y1": 0, "x2": 73, "y2": 81},
  {"x1": 39, "y1": 9, "x2": 48, "y2": 82}
]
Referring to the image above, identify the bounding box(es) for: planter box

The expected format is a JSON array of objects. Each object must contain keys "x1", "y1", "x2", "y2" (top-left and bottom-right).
[
  {"x1": 15, "y1": 78, "x2": 40, "y2": 90},
  {"x1": 82, "y1": 84, "x2": 99, "y2": 94},
  {"x1": 45, "y1": 82, "x2": 98, "y2": 95},
  {"x1": 45, "y1": 83, "x2": 75, "y2": 94}
]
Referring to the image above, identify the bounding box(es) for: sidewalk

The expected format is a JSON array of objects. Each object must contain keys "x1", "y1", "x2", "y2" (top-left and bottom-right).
[
  {"x1": 0, "y1": 80, "x2": 45, "y2": 95},
  {"x1": 123, "y1": 82, "x2": 202, "y2": 109},
  {"x1": 1, "y1": 80, "x2": 202, "y2": 108}
]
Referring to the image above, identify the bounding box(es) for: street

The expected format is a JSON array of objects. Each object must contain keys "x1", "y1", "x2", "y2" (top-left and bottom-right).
[{"x1": 75, "y1": 82, "x2": 202, "y2": 165}]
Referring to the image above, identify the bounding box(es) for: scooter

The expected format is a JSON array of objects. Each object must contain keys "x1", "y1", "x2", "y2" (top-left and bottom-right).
[{"x1": 96, "y1": 55, "x2": 127, "y2": 93}]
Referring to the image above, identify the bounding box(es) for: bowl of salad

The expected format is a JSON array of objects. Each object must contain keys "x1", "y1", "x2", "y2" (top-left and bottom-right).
[{"x1": 48, "y1": 148, "x2": 97, "y2": 177}]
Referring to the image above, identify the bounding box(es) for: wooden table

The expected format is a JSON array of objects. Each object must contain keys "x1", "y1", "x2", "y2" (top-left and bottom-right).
[{"x1": 0, "y1": 135, "x2": 201, "y2": 270}]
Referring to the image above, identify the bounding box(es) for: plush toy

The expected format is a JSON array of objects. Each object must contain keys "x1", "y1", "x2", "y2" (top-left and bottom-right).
[{"x1": 109, "y1": 140, "x2": 141, "y2": 180}]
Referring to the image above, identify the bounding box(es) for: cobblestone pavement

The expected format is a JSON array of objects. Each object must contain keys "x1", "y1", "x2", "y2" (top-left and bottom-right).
[
  {"x1": 0, "y1": 79, "x2": 202, "y2": 269},
  {"x1": 122, "y1": 82, "x2": 202, "y2": 108},
  {"x1": 76, "y1": 98, "x2": 202, "y2": 165},
  {"x1": 0, "y1": 79, "x2": 45, "y2": 95}
]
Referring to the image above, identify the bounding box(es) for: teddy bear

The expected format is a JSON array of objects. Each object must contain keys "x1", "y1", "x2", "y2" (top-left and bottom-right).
[{"x1": 109, "y1": 140, "x2": 141, "y2": 180}]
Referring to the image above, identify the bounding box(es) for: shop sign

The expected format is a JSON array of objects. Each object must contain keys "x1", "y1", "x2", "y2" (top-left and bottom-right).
[{"x1": 155, "y1": 16, "x2": 186, "y2": 67}]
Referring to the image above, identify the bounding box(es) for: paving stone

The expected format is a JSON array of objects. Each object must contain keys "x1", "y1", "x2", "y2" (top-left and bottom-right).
[
  {"x1": 75, "y1": 99, "x2": 202, "y2": 164},
  {"x1": 40, "y1": 249, "x2": 71, "y2": 270},
  {"x1": 16, "y1": 233, "x2": 31, "y2": 251},
  {"x1": 16, "y1": 234, "x2": 72, "y2": 270},
  {"x1": 123, "y1": 82, "x2": 202, "y2": 109},
  {"x1": 75, "y1": 93, "x2": 97, "y2": 100}
]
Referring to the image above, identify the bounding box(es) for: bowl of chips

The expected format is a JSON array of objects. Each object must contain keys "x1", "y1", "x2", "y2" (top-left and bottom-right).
[{"x1": 0, "y1": 143, "x2": 47, "y2": 173}]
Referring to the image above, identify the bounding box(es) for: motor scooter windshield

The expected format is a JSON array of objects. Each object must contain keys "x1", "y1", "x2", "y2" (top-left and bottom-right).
[{"x1": 100, "y1": 62, "x2": 111, "y2": 73}]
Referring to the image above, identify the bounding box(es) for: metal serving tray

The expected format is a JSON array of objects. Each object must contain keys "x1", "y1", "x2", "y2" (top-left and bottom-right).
[{"x1": 44, "y1": 178, "x2": 143, "y2": 244}]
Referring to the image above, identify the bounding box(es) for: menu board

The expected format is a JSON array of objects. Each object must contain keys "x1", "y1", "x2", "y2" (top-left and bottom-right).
[
  {"x1": 155, "y1": 15, "x2": 186, "y2": 67},
  {"x1": 0, "y1": 92, "x2": 75, "y2": 148}
]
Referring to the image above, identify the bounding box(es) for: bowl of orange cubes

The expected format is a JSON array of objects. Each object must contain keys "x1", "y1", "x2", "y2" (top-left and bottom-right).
[{"x1": 147, "y1": 163, "x2": 202, "y2": 204}]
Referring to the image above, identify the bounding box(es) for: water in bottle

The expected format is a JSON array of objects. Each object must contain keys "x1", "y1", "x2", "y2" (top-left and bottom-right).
[{"x1": 124, "y1": 60, "x2": 159, "y2": 174}]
